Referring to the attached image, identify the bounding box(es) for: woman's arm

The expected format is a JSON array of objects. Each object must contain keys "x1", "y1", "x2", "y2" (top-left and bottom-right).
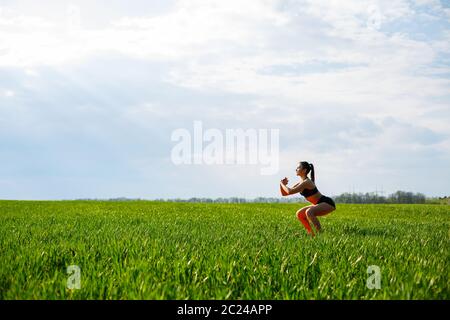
[
  {"x1": 280, "y1": 183, "x2": 289, "y2": 196},
  {"x1": 291, "y1": 181, "x2": 301, "y2": 188},
  {"x1": 280, "y1": 179, "x2": 305, "y2": 196},
  {"x1": 280, "y1": 177, "x2": 289, "y2": 196}
]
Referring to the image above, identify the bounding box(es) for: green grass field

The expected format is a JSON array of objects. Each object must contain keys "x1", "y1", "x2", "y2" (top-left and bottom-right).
[{"x1": 0, "y1": 200, "x2": 449, "y2": 299}]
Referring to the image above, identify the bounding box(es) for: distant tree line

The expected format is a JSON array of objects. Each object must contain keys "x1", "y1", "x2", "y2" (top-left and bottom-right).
[
  {"x1": 152, "y1": 197, "x2": 306, "y2": 204},
  {"x1": 77, "y1": 191, "x2": 448, "y2": 204},
  {"x1": 154, "y1": 191, "x2": 432, "y2": 204},
  {"x1": 76, "y1": 197, "x2": 304, "y2": 203},
  {"x1": 334, "y1": 190, "x2": 427, "y2": 204}
]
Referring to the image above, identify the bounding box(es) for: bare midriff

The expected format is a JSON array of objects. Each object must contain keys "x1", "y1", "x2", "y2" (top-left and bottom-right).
[{"x1": 306, "y1": 192, "x2": 322, "y2": 205}]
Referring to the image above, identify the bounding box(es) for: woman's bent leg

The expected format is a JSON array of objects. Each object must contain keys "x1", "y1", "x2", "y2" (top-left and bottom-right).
[
  {"x1": 305, "y1": 203, "x2": 335, "y2": 233},
  {"x1": 296, "y1": 205, "x2": 315, "y2": 236}
]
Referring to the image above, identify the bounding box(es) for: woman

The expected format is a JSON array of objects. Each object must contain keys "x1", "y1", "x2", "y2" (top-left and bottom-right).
[{"x1": 280, "y1": 161, "x2": 336, "y2": 236}]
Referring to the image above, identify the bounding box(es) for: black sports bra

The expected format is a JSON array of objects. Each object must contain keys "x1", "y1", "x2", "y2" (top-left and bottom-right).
[{"x1": 300, "y1": 186, "x2": 318, "y2": 197}]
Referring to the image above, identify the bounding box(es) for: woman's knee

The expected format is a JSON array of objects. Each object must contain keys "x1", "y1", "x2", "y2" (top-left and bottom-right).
[
  {"x1": 305, "y1": 208, "x2": 315, "y2": 219},
  {"x1": 296, "y1": 208, "x2": 306, "y2": 220}
]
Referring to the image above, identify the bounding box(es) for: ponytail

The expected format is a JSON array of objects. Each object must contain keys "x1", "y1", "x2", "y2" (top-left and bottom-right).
[{"x1": 310, "y1": 163, "x2": 315, "y2": 182}]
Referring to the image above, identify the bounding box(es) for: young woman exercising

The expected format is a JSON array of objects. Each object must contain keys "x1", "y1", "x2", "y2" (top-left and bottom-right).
[{"x1": 280, "y1": 161, "x2": 336, "y2": 236}]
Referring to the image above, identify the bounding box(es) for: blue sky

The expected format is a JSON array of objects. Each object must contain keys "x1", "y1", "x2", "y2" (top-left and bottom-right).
[{"x1": 1, "y1": 0, "x2": 449, "y2": 199}]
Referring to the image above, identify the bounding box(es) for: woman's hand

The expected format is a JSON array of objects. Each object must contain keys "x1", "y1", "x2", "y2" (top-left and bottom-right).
[{"x1": 280, "y1": 178, "x2": 289, "y2": 196}]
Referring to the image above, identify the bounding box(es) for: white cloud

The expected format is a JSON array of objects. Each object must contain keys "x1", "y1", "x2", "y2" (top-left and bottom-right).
[
  {"x1": 0, "y1": 0, "x2": 290, "y2": 66},
  {"x1": 2, "y1": 89, "x2": 15, "y2": 97},
  {"x1": 0, "y1": 7, "x2": 54, "y2": 28}
]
